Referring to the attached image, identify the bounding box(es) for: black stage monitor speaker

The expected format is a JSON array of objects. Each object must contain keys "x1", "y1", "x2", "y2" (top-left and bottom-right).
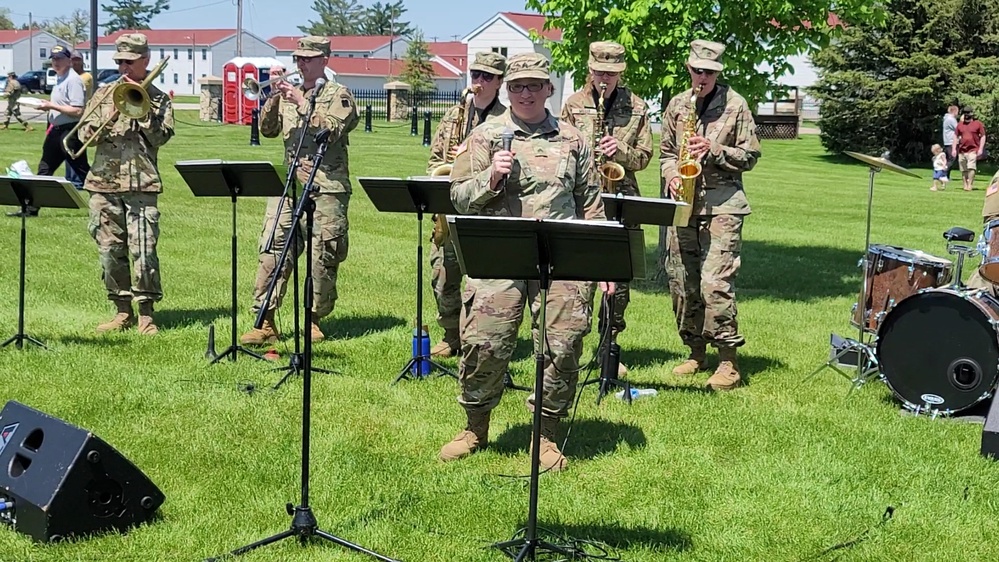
[{"x1": 0, "y1": 401, "x2": 165, "y2": 542}]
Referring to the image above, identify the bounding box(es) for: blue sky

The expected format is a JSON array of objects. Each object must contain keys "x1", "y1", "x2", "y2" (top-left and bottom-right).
[{"x1": 5, "y1": 0, "x2": 529, "y2": 40}]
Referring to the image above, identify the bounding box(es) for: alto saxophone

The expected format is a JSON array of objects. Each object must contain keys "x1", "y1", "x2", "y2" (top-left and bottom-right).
[
  {"x1": 596, "y1": 82, "x2": 626, "y2": 193},
  {"x1": 674, "y1": 83, "x2": 703, "y2": 227},
  {"x1": 429, "y1": 84, "x2": 480, "y2": 245}
]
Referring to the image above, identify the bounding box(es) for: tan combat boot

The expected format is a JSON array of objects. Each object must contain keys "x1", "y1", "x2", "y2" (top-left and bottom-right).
[
  {"x1": 310, "y1": 320, "x2": 325, "y2": 342},
  {"x1": 672, "y1": 345, "x2": 708, "y2": 376},
  {"x1": 0, "y1": 124, "x2": 7, "y2": 130},
  {"x1": 96, "y1": 301, "x2": 135, "y2": 333},
  {"x1": 706, "y1": 347, "x2": 742, "y2": 391},
  {"x1": 439, "y1": 411, "x2": 490, "y2": 462},
  {"x1": 136, "y1": 301, "x2": 158, "y2": 335},
  {"x1": 240, "y1": 309, "x2": 279, "y2": 345},
  {"x1": 532, "y1": 416, "x2": 567, "y2": 472},
  {"x1": 430, "y1": 328, "x2": 460, "y2": 358},
  {"x1": 24, "y1": 125, "x2": 33, "y2": 132}
]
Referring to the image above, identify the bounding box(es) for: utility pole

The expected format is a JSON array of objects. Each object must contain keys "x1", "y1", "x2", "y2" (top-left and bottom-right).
[
  {"x1": 28, "y1": 12, "x2": 33, "y2": 71},
  {"x1": 236, "y1": 0, "x2": 243, "y2": 57},
  {"x1": 388, "y1": 13, "x2": 393, "y2": 78},
  {"x1": 90, "y1": 0, "x2": 98, "y2": 72}
]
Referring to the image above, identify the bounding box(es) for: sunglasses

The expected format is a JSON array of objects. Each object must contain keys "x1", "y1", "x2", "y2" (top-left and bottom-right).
[
  {"x1": 691, "y1": 67, "x2": 717, "y2": 76},
  {"x1": 118, "y1": 59, "x2": 140, "y2": 66},
  {"x1": 507, "y1": 82, "x2": 546, "y2": 93},
  {"x1": 470, "y1": 70, "x2": 496, "y2": 82},
  {"x1": 593, "y1": 70, "x2": 619, "y2": 77},
  {"x1": 293, "y1": 55, "x2": 320, "y2": 63}
]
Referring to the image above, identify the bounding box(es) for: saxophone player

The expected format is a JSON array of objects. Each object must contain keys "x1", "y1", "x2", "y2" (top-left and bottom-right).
[
  {"x1": 424, "y1": 52, "x2": 507, "y2": 358},
  {"x1": 660, "y1": 40, "x2": 760, "y2": 390},
  {"x1": 560, "y1": 41, "x2": 652, "y2": 376}
]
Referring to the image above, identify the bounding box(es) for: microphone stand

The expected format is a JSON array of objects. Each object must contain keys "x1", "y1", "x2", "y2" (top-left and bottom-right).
[{"x1": 254, "y1": 82, "x2": 332, "y2": 388}]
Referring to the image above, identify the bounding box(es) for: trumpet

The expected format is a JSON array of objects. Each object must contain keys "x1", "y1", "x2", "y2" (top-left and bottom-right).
[
  {"x1": 242, "y1": 70, "x2": 301, "y2": 101},
  {"x1": 64, "y1": 57, "x2": 170, "y2": 160}
]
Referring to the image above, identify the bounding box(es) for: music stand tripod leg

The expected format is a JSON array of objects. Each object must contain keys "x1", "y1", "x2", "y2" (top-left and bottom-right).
[
  {"x1": 211, "y1": 194, "x2": 265, "y2": 364},
  {"x1": 2, "y1": 207, "x2": 45, "y2": 350}
]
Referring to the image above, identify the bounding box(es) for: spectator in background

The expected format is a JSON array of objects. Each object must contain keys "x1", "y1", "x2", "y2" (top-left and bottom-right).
[
  {"x1": 942, "y1": 105, "x2": 959, "y2": 180},
  {"x1": 954, "y1": 106, "x2": 987, "y2": 191},
  {"x1": 930, "y1": 144, "x2": 948, "y2": 191},
  {"x1": 65, "y1": 50, "x2": 93, "y2": 190}
]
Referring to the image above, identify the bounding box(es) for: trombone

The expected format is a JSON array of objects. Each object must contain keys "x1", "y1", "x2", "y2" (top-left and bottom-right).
[
  {"x1": 63, "y1": 56, "x2": 170, "y2": 160},
  {"x1": 242, "y1": 70, "x2": 301, "y2": 101}
]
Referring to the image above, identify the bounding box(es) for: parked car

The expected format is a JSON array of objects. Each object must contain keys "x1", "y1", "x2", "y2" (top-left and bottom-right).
[
  {"x1": 44, "y1": 68, "x2": 57, "y2": 94},
  {"x1": 95, "y1": 68, "x2": 118, "y2": 82},
  {"x1": 16, "y1": 71, "x2": 46, "y2": 93},
  {"x1": 98, "y1": 71, "x2": 120, "y2": 85}
]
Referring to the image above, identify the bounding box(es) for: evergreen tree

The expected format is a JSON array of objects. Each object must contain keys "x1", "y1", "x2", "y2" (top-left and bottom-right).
[
  {"x1": 101, "y1": 0, "x2": 169, "y2": 34},
  {"x1": 361, "y1": 1, "x2": 413, "y2": 37},
  {"x1": 810, "y1": 0, "x2": 999, "y2": 164},
  {"x1": 401, "y1": 30, "x2": 435, "y2": 103},
  {"x1": 299, "y1": 0, "x2": 362, "y2": 36}
]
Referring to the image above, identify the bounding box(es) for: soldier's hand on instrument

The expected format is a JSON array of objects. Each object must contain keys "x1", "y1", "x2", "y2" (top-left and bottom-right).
[
  {"x1": 667, "y1": 177, "x2": 681, "y2": 199},
  {"x1": 688, "y1": 135, "x2": 711, "y2": 159},
  {"x1": 599, "y1": 135, "x2": 618, "y2": 158},
  {"x1": 271, "y1": 65, "x2": 286, "y2": 77},
  {"x1": 490, "y1": 149, "x2": 514, "y2": 187}
]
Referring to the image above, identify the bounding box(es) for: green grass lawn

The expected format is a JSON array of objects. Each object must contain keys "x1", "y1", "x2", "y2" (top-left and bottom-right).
[{"x1": 2, "y1": 113, "x2": 999, "y2": 561}]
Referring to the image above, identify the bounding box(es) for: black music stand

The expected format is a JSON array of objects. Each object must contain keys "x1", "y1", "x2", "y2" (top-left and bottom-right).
[
  {"x1": 0, "y1": 176, "x2": 85, "y2": 350},
  {"x1": 358, "y1": 176, "x2": 457, "y2": 383},
  {"x1": 175, "y1": 160, "x2": 287, "y2": 364},
  {"x1": 448, "y1": 215, "x2": 639, "y2": 562},
  {"x1": 584, "y1": 193, "x2": 678, "y2": 403}
]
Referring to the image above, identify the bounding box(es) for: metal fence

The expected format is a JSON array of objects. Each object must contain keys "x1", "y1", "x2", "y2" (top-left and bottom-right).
[
  {"x1": 352, "y1": 88, "x2": 389, "y2": 118},
  {"x1": 352, "y1": 88, "x2": 461, "y2": 120}
]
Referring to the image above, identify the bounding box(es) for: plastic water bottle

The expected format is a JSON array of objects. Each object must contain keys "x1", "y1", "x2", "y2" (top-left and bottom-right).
[
  {"x1": 616, "y1": 387, "x2": 658, "y2": 401},
  {"x1": 411, "y1": 325, "x2": 431, "y2": 377}
]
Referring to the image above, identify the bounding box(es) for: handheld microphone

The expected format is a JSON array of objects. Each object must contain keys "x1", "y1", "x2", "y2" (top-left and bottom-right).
[
  {"x1": 500, "y1": 128, "x2": 515, "y2": 187},
  {"x1": 311, "y1": 78, "x2": 327, "y2": 104}
]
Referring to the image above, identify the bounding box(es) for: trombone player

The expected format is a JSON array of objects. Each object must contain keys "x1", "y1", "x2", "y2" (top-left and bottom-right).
[
  {"x1": 560, "y1": 41, "x2": 652, "y2": 376},
  {"x1": 660, "y1": 40, "x2": 759, "y2": 390},
  {"x1": 425, "y1": 52, "x2": 506, "y2": 358},
  {"x1": 78, "y1": 33, "x2": 175, "y2": 335}
]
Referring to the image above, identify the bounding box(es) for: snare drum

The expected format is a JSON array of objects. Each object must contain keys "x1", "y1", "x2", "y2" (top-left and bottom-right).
[
  {"x1": 852, "y1": 245, "x2": 953, "y2": 333},
  {"x1": 877, "y1": 287, "x2": 999, "y2": 415},
  {"x1": 979, "y1": 218, "x2": 999, "y2": 284}
]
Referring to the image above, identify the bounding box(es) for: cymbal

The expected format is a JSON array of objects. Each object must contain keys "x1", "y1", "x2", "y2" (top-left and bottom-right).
[{"x1": 844, "y1": 151, "x2": 921, "y2": 179}]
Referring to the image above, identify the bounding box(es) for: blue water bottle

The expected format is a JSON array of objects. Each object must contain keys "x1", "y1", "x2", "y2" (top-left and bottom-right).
[{"x1": 411, "y1": 324, "x2": 432, "y2": 377}]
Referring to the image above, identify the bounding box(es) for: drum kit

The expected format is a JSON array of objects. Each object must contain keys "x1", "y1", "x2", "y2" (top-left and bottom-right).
[{"x1": 811, "y1": 151, "x2": 999, "y2": 418}]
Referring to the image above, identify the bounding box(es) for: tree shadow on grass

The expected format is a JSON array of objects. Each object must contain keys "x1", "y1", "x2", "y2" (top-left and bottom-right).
[
  {"x1": 156, "y1": 307, "x2": 230, "y2": 330},
  {"x1": 322, "y1": 313, "x2": 407, "y2": 340},
  {"x1": 511, "y1": 520, "x2": 694, "y2": 556},
  {"x1": 490, "y1": 418, "x2": 646, "y2": 459}
]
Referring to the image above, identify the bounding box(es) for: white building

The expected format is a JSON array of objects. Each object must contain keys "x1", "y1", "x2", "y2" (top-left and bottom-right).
[
  {"x1": 461, "y1": 11, "x2": 574, "y2": 115},
  {"x1": 76, "y1": 29, "x2": 276, "y2": 95},
  {"x1": 0, "y1": 30, "x2": 71, "y2": 76},
  {"x1": 268, "y1": 35, "x2": 410, "y2": 70}
]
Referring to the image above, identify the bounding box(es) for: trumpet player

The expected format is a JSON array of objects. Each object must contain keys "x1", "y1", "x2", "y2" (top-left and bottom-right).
[
  {"x1": 240, "y1": 36, "x2": 359, "y2": 346},
  {"x1": 560, "y1": 41, "x2": 652, "y2": 376},
  {"x1": 425, "y1": 51, "x2": 506, "y2": 358},
  {"x1": 78, "y1": 33, "x2": 175, "y2": 335},
  {"x1": 660, "y1": 40, "x2": 760, "y2": 390},
  {"x1": 8, "y1": 45, "x2": 89, "y2": 218}
]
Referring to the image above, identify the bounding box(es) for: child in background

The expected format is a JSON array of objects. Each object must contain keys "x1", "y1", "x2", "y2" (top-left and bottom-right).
[{"x1": 931, "y1": 144, "x2": 948, "y2": 191}]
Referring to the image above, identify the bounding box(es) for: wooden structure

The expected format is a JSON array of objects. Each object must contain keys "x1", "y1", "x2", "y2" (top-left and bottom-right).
[{"x1": 754, "y1": 87, "x2": 802, "y2": 140}]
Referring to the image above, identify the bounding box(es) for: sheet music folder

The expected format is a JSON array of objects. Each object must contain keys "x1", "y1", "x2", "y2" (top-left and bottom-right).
[
  {"x1": 0, "y1": 176, "x2": 86, "y2": 209},
  {"x1": 448, "y1": 216, "x2": 644, "y2": 283},
  {"x1": 600, "y1": 193, "x2": 686, "y2": 226},
  {"x1": 357, "y1": 176, "x2": 457, "y2": 215},
  {"x1": 174, "y1": 160, "x2": 287, "y2": 197}
]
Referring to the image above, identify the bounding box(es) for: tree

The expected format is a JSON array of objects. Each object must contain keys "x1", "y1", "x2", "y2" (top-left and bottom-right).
[
  {"x1": 47, "y1": 9, "x2": 90, "y2": 46},
  {"x1": 101, "y1": 0, "x2": 170, "y2": 34},
  {"x1": 400, "y1": 30, "x2": 436, "y2": 103},
  {"x1": 361, "y1": 1, "x2": 414, "y2": 37},
  {"x1": 810, "y1": 0, "x2": 999, "y2": 164},
  {"x1": 0, "y1": 8, "x2": 15, "y2": 30},
  {"x1": 299, "y1": 0, "x2": 363, "y2": 36}
]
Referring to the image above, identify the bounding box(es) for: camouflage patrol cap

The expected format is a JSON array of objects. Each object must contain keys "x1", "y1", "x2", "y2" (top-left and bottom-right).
[
  {"x1": 113, "y1": 33, "x2": 150, "y2": 61},
  {"x1": 293, "y1": 36, "x2": 331, "y2": 58},
  {"x1": 688, "y1": 39, "x2": 725, "y2": 71},
  {"x1": 588, "y1": 41, "x2": 626, "y2": 73},
  {"x1": 505, "y1": 53, "x2": 550, "y2": 81},
  {"x1": 469, "y1": 52, "x2": 506, "y2": 76}
]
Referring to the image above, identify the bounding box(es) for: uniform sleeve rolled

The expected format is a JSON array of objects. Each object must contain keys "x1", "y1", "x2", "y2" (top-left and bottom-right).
[{"x1": 706, "y1": 102, "x2": 760, "y2": 173}]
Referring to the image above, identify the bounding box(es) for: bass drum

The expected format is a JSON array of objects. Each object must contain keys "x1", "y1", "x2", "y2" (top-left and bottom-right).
[{"x1": 876, "y1": 288, "x2": 999, "y2": 415}]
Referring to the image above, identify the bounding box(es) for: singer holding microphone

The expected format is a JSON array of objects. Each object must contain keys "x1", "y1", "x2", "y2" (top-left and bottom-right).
[
  {"x1": 439, "y1": 52, "x2": 609, "y2": 472},
  {"x1": 240, "y1": 36, "x2": 359, "y2": 346}
]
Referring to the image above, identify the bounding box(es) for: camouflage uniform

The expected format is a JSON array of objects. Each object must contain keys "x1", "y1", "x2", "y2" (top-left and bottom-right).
[
  {"x1": 3, "y1": 74, "x2": 31, "y2": 129},
  {"x1": 560, "y1": 41, "x2": 653, "y2": 339},
  {"x1": 966, "y1": 171, "x2": 999, "y2": 294},
  {"x1": 247, "y1": 36, "x2": 359, "y2": 338},
  {"x1": 425, "y1": 52, "x2": 507, "y2": 354},
  {"x1": 79, "y1": 34, "x2": 175, "y2": 334},
  {"x1": 660, "y1": 40, "x2": 761, "y2": 388}
]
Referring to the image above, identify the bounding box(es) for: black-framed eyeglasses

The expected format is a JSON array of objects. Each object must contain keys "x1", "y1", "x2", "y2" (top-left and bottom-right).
[
  {"x1": 691, "y1": 67, "x2": 717, "y2": 76},
  {"x1": 470, "y1": 70, "x2": 496, "y2": 82},
  {"x1": 293, "y1": 55, "x2": 320, "y2": 63},
  {"x1": 507, "y1": 82, "x2": 546, "y2": 93}
]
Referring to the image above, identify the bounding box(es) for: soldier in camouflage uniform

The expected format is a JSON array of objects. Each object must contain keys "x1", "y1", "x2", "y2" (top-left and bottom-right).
[
  {"x1": 966, "y1": 171, "x2": 999, "y2": 294},
  {"x1": 439, "y1": 52, "x2": 610, "y2": 472},
  {"x1": 560, "y1": 41, "x2": 652, "y2": 377},
  {"x1": 425, "y1": 52, "x2": 507, "y2": 358},
  {"x1": 79, "y1": 33, "x2": 175, "y2": 335},
  {"x1": 2, "y1": 72, "x2": 33, "y2": 131},
  {"x1": 660, "y1": 40, "x2": 761, "y2": 390},
  {"x1": 240, "y1": 36, "x2": 359, "y2": 346}
]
